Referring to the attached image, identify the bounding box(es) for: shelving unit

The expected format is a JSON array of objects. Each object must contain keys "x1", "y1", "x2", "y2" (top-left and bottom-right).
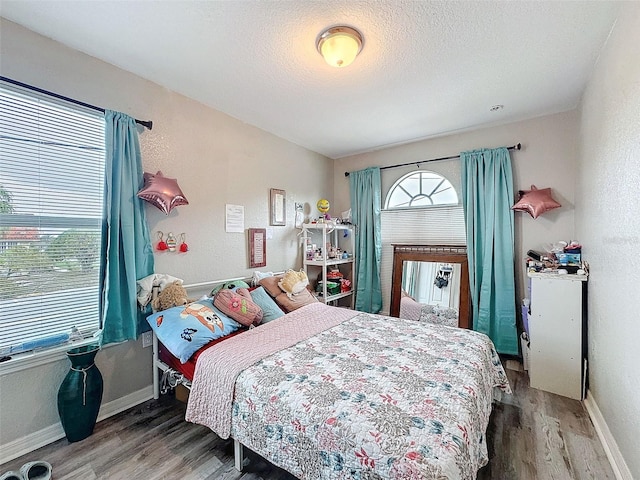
[
  {"x1": 301, "y1": 223, "x2": 355, "y2": 308},
  {"x1": 528, "y1": 272, "x2": 588, "y2": 400}
]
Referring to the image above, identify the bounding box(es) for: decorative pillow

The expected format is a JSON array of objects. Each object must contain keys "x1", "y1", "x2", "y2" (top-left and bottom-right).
[
  {"x1": 246, "y1": 286, "x2": 285, "y2": 323},
  {"x1": 252, "y1": 270, "x2": 275, "y2": 286},
  {"x1": 214, "y1": 289, "x2": 263, "y2": 326},
  {"x1": 274, "y1": 288, "x2": 318, "y2": 312},
  {"x1": 399, "y1": 295, "x2": 421, "y2": 321},
  {"x1": 210, "y1": 280, "x2": 250, "y2": 297},
  {"x1": 401, "y1": 289, "x2": 414, "y2": 300},
  {"x1": 258, "y1": 275, "x2": 285, "y2": 298},
  {"x1": 146, "y1": 299, "x2": 240, "y2": 363}
]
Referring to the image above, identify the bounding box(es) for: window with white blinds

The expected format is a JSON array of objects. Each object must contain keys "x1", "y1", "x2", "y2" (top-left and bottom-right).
[
  {"x1": 0, "y1": 82, "x2": 105, "y2": 355},
  {"x1": 379, "y1": 169, "x2": 467, "y2": 314}
]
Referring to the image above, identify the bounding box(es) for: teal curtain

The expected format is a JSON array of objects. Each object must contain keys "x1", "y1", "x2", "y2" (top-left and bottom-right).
[
  {"x1": 349, "y1": 167, "x2": 382, "y2": 313},
  {"x1": 461, "y1": 147, "x2": 518, "y2": 354},
  {"x1": 101, "y1": 111, "x2": 155, "y2": 345}
]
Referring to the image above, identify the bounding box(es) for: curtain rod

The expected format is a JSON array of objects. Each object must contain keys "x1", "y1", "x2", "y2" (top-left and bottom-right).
[
  {"x1": 0, "y1": 76, "x2": 153, "y2": 130},
  {"x1": 344, "y1": 143, "x2": 521, "y2": 177}
]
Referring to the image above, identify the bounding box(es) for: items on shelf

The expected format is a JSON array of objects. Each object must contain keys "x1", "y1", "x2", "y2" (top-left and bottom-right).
[
  {"x1": 326, "y1": 268, "x2": 343, "y2": 281},
  {"x1": 316, "y1": 281, "x2": 341, "y2": 296},
  {"x1": 316, "y1": 198, "x2": 331, "y2": 222},
  {"x1": 302, "y1": 223, "x2": 355, "y2": 307},
  {"x1": 526, "y1": 240, "x2": 586, "y2": 275}
]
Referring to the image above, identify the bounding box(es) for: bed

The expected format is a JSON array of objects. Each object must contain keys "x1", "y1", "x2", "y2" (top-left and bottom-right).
[
  {"x1": 149, "y1": 278, "x2": 510, "y2": 480},
  {"x1": 399, "y1": 294, "x2": 460, "y2": 328}
]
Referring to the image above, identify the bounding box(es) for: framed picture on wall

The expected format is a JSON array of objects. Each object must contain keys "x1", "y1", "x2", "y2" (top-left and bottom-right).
[
  {"x1": 270, "y1": 188, "x2": 286, "y2": 226},
  {"x1": 248, "y1": 228, "x2": 266, "y2": 268}
]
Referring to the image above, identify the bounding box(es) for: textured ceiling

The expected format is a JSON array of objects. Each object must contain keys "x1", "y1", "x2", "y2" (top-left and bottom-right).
[{"x1": 0, "y1": 1, "x2": 622, "y2": 159}]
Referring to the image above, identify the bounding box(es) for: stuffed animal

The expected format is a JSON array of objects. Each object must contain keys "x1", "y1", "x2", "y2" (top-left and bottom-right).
[
  {"x1": 152, "y1": 281, "x2": 194, "y2": 311},
  {"x1": 210, "y1": 280, "x2": 250, "y2": 297},
  {"x1": 278, "y1": 269, "x2": 309, "y2": 299}
]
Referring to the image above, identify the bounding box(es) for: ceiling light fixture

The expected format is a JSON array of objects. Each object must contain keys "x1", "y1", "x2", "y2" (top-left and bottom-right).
[{"x1": 316, "y1": 26, "x2": 363, "y2": 68}]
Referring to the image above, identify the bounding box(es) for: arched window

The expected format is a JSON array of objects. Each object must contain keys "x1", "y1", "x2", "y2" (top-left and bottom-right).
[
  {"x1": 379, "y1": 170, "x2": 464, "y2": 315},
  {"x1": 385, "y1": 171, "x2": 458, "y2": 209}
]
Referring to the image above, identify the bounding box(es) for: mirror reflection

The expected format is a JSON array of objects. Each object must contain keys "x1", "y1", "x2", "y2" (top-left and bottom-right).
[
  {"x1": 401, "y1": 261, "x2": 461, "y2": 309},
  {"x1": 390, "y1": 244, "x2": 470, "y2": 329}
]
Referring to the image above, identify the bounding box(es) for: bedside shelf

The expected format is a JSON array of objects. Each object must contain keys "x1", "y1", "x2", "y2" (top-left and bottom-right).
[
  {"x1": 302, "y1": 223, "x2": 355, "y2": 308},
  {"x1": 304, "y1": 258, "x2": 354, "y2": 267}
]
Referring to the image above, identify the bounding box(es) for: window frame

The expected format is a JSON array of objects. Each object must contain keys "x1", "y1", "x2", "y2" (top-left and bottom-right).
[
  {"x1": 0, "y1": 81, "x2": 106, "y2": 371},
  {"x1": 384, "y1": 170, "x2": 459, "y2": 210}
]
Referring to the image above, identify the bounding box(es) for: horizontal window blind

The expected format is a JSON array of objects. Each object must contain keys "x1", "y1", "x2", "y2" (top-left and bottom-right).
[
  {"x1": 0, "y1": 82, "x2": 105, "y2": 354},
  {"x1": 379, "y1": 205, "x2": 466, "y2": 314}
]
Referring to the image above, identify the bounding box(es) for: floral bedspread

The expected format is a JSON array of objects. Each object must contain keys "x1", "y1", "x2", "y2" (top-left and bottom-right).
[
  {"x1": 230, "y1": 311, "x2": 510, "y2": 480},
  {"x1": 400, "y1": 297, "x2": 459, "y2": 327}
]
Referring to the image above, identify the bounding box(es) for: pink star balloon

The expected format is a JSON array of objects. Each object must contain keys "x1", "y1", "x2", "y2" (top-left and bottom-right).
[
  {"x1": 511, "y1": 185, "x2": 561, "y2": 219},
  {"x1": 137, "y1": 171, "x2": 189, "y2": 215}
]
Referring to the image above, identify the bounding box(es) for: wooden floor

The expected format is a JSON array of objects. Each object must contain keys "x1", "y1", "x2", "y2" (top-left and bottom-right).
[{"x1": 1, "y1": 365, "x2": 614, "y2": 480}]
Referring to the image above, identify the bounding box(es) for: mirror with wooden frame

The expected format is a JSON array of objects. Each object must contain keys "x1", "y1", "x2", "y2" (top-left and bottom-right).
[{"x1": 390, "y1": 245, "x2": 471, "y2": 329}]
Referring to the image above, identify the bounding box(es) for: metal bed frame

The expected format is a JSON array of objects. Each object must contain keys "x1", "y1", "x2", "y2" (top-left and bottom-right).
[{"x1": 150, "y1": 274, "x2": 282, "y2": 471}]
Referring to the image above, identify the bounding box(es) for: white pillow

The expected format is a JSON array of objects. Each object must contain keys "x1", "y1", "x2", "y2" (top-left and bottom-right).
[{"x1": 252, "y1": 270, "x2": 274, "y2": 286}]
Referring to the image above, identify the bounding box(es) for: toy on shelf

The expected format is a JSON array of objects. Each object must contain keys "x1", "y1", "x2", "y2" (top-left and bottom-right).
[
  {"x1": 317, "y1": 198, "x2": 330, "y2": 222},
  {"x1": 151, "y1": 281, "x2": 194, "y2": 311}
]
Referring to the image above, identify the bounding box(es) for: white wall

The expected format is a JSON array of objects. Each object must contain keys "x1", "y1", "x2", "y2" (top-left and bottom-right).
[
  {"x1": 3, "y1": 8, "x2": 637, "y2": 474},
  {"x1": 333, "y1": 111, "x2": 579, "y2": 306},
  {"x1": 0, "y1": 19, "x2": 332, "y2": 451},
  {"x1": 577, "y1": 3, "x2": 640, "y2": 477}
]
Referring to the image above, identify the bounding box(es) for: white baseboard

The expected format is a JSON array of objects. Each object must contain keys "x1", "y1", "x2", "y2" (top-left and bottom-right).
[
  {"x1": 584, "y1": 390, "x2": 634, "y2": 480},
  {"x1": 96, "y1": 385, "x2": 153, "y2": 422},
  {"x1": 0, "y1": 385, "x2": 154, "y2": 465}
]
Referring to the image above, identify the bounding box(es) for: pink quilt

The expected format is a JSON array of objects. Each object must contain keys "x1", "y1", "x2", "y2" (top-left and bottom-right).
[
  {"x1": 186, "y1": 303, "x2": 510, "y2": 478},
  {"x1": 185, "y1": 302, "x2": 358, "y2": 439}
]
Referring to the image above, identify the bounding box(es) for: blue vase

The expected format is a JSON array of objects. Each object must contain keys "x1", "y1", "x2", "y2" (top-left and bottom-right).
[{"x1": 57, "y1": 344, "x2": 103, "y2": 442}]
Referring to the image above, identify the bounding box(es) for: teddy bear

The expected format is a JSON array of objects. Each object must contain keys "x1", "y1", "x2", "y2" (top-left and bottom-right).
[
  {"x1": 278, "y1": 269, "x2": 309, "y2": 299},
  {"x1": 151, "y1": 281, "x2": 194, "y2": 311}
]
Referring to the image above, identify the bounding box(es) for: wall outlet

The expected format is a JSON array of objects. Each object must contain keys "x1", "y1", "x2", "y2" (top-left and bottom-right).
[{"x1": 142, "y1": 331, "x2": 153, "y2": 348}]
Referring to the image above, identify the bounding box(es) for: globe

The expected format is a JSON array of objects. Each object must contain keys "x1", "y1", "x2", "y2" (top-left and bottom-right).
[{"x1": 317, "y1": 199, "x2": 330, "y2": 214}]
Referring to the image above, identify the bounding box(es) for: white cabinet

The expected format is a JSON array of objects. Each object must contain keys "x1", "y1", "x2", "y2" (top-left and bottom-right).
[
  {"x1": 302, "y1": 223, "x2": 355, "y2": 307},
  {"x1": 528, "y1": 273, "x2": 587, "y2": 400}
]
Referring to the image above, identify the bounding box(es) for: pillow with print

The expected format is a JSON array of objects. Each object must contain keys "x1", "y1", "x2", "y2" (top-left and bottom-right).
[
  {"x1": 214, "y1": 288, "x2": 263, "y2": 326},
  {"x1": 147, "y1": 299, "x2": 240, "y2": 363}
]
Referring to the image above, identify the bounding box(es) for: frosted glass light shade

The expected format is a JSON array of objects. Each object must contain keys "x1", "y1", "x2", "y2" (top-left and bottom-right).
[{"x1": 317, "y1": 26, "x2": 363, "y2": 68}]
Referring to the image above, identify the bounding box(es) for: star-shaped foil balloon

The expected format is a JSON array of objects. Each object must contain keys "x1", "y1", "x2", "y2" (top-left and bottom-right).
[
  {"x1": 137, "y1": 171, "x2": 189, "y2": 215},
  {"x1": 511, "y1": 185, "x2": 561, "y2": 219}
]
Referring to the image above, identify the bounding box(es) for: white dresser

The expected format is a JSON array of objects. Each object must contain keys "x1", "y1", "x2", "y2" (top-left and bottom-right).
[{"x1": 528, "y1": 272, "x2": 588, "y2": 400}]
